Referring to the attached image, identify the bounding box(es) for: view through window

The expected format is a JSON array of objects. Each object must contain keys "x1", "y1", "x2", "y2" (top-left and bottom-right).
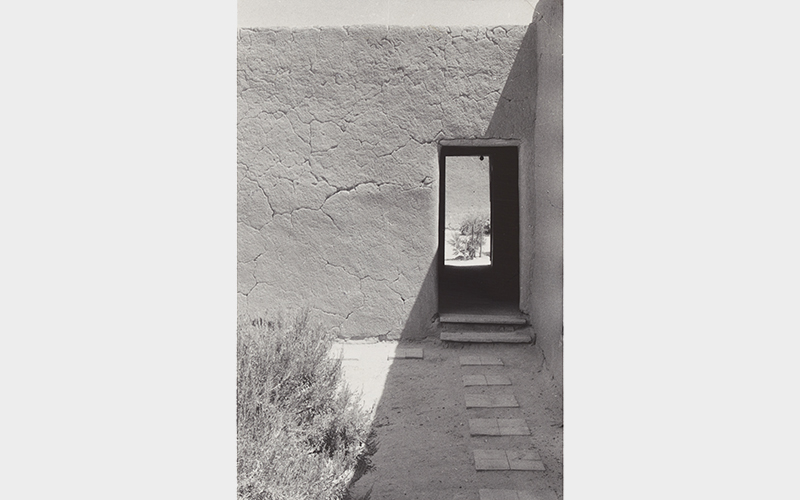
[{"x1": 443, "y1": 155, "x2": 491, "y2": 267}]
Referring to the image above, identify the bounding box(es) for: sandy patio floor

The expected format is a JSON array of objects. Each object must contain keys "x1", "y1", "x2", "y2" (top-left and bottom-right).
[{"x1": 332, "y1": 338, "x2": 563, "y2": 500}]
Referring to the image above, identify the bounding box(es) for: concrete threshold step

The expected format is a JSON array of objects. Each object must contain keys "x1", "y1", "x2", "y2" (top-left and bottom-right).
[
  {"x1": 439, "y1": 313, "x2": 527, "y2": 325},
  {"x1": 441, "y1": 331, "x2": 532, "y2": 343}
]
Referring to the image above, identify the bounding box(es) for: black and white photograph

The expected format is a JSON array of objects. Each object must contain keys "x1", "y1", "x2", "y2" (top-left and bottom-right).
[
  {"x1": 236, "y1": 1, "x2": 562, "y2": 498},
  {"x1": 3, "y1": 1, "x2": 800, "y2": 499}
]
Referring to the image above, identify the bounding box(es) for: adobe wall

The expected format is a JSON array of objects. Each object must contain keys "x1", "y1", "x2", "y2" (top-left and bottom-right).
[
  {"x1": 479, "y1": 1, "x2": 562, "y2": 390},
  {"x1": 530, "y1": 0, "x2": 563, "y2": 389},
  {"x1": 238, "y1": 18, "x2": 562, "y2": 390},
  {"x1": 238, "y1": 25, "x2": 531, "y2": 339}
]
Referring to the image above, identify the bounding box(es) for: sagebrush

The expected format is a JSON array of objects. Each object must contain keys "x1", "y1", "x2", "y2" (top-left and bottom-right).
[
  {"x1": 237, "y1": 311, "x2": 377, "y2": 500},
  {"x1": 448, "y1": 213, "x2": 490, "y2": 260}
]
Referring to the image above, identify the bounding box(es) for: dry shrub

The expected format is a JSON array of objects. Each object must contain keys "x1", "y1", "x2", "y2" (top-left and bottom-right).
[
  {"x1": 237, "y1": 310, "x2": 377, "y2": 500},
  {"x1": 448, "y1": 213, "x2": 490, "y2": 260}
]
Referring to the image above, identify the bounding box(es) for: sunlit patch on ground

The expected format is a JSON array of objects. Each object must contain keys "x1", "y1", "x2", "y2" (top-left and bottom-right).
[{"x1": 330, "y1": 341, "x2": 397, "y2": 418}]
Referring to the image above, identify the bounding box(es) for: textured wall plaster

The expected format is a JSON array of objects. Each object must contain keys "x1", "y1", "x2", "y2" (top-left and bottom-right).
[
  {"x1": 238, "y1": 25, "x2": 530, "y2": 339},
  {"x1": 530, "y1": 0, "x2": 563, "y2": 389},
  {"x1": 476, "y1": 1, "x2": 562, "y2": 391}
]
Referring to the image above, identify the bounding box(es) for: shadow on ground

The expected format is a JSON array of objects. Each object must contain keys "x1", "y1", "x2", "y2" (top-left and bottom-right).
[
  {"x1": 341, "y1": 18, "x2": 563, "y2": 500},
  {"x1": 342, "y1": 339, "x2": 563, "y2": 500}
]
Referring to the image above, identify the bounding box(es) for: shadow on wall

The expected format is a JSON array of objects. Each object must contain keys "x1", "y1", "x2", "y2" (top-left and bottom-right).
[
  {"x1": 484, "y1": 22, "x2": 536, "y2": 317},
  {"x1": 482, "y1": 1, "x2": 564, "y2": 391},
  {"x1": 346, "y1": 19, "x2": 562, "y2": 497},
  {"x1": 398, "y1": 24, "x2": 538, "y2": 341},
  {"x1": 398, "y1": 258, "x2": 438, "y2": 340},
  {"x1": 484, "y1": 22, "x2": 536, "y2": 140}
]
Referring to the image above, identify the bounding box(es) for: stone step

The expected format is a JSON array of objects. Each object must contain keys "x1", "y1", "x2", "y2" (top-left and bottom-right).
[
  {"x1": 440, "y1": 322, "x2": 521, "y2": 332},
  {"x1": 439, "y1": 313, "x2": 528, "y2": 325},
  {"x1": 441, "y1": 331, "x2": 532, "y2": 343}
]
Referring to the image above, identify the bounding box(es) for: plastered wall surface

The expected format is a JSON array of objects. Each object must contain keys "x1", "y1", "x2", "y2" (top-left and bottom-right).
[
  {"x1": 529, "y1": 0, "x2": 563, "y2": 388},
  {"x1": 238, "y1": 14, "x2": 562, "y2": 391},
  {"x1": 238, "y1": 25, "x2": 529, "y2": 339}
]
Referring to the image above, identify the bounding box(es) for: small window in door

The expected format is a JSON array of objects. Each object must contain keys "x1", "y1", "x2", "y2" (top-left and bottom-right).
[{"x1": 443, "y1": 155, "x2": 491, "y2": 267}]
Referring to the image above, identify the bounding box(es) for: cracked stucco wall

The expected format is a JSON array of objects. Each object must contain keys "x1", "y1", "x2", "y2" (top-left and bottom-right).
[
  {"x1": 529, "y1": 0, "x2": 563, "y2": 390},
  {"x1": 238, "y1": 25, "x2": 530, "y2": 339}
]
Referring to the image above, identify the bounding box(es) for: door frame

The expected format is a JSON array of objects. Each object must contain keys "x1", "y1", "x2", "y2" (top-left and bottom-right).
[{"x1": 438, "y1": 142, "x2": 520, "y2": 312}]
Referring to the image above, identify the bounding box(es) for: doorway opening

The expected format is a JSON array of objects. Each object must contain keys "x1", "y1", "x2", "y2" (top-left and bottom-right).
[{"x1": 438, "y1": 145, "x2": 520, "y2": 316}]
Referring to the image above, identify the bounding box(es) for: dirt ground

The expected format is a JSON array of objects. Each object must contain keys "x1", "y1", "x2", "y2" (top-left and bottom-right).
[{"x1": 334, "y1": 337, "x2": 563, "y2": 500}]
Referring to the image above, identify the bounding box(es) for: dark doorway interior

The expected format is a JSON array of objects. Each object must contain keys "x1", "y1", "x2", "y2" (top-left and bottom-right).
[{"x1": 438, "y1": 146, "x2": 520, "y2": 316}]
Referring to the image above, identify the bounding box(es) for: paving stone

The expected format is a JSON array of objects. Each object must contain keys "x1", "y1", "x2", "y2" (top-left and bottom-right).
[
  {"x1": 460, "y1": 355, "x2": 504, "y2": 366},
  {"x1": 479, "y1": 490, "x2": 520, "y2": 500},
  {"x1": 389, "y1": 348, "x2": 423, "y2": 359},
  {"x1": 515, "y1": 459, "x2": 545, "y2": 471},
  {"x1": 507, "y1": 450, "x2": 545, "y2": 470},
  {"x1": 463, "y1": 374, "x2": 488, "y2": 386},
  {"x1": 507, "y1": 449, "x2": 541, "y2": 461},
  {"x1": 468, "y1": 418, "x2": 500, "y2": 436},
  {"x1": 473, "y1": 449, "x2": 509, "y2": 470},
  {"x1": 517, "y1": 491, "x2": 559, "y2": 500},
  {"x1": 477, "y1": 491, "x2": 551, "y2": 500},
  {"x1": 480, "y1": 356, "x2": 504, "y2": 365},
  {"x1": 485, "y1": 375, "x2": 512, "y2": 385},
  {"x1": 463, "y1": 374, "x2": 511, "y2": 386},
  {"x1": 497, "y1": 418, "x2": 530, "y2": 436},
  {"x1": 472, "y1": 449, "x2": 544, "y2": 471},
  {"x1": 465, "y1": 394, "x2": 519, "y2": 408},
  {"x1": 460, "y1": 355, "x2": 483, "y2": 366}
]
